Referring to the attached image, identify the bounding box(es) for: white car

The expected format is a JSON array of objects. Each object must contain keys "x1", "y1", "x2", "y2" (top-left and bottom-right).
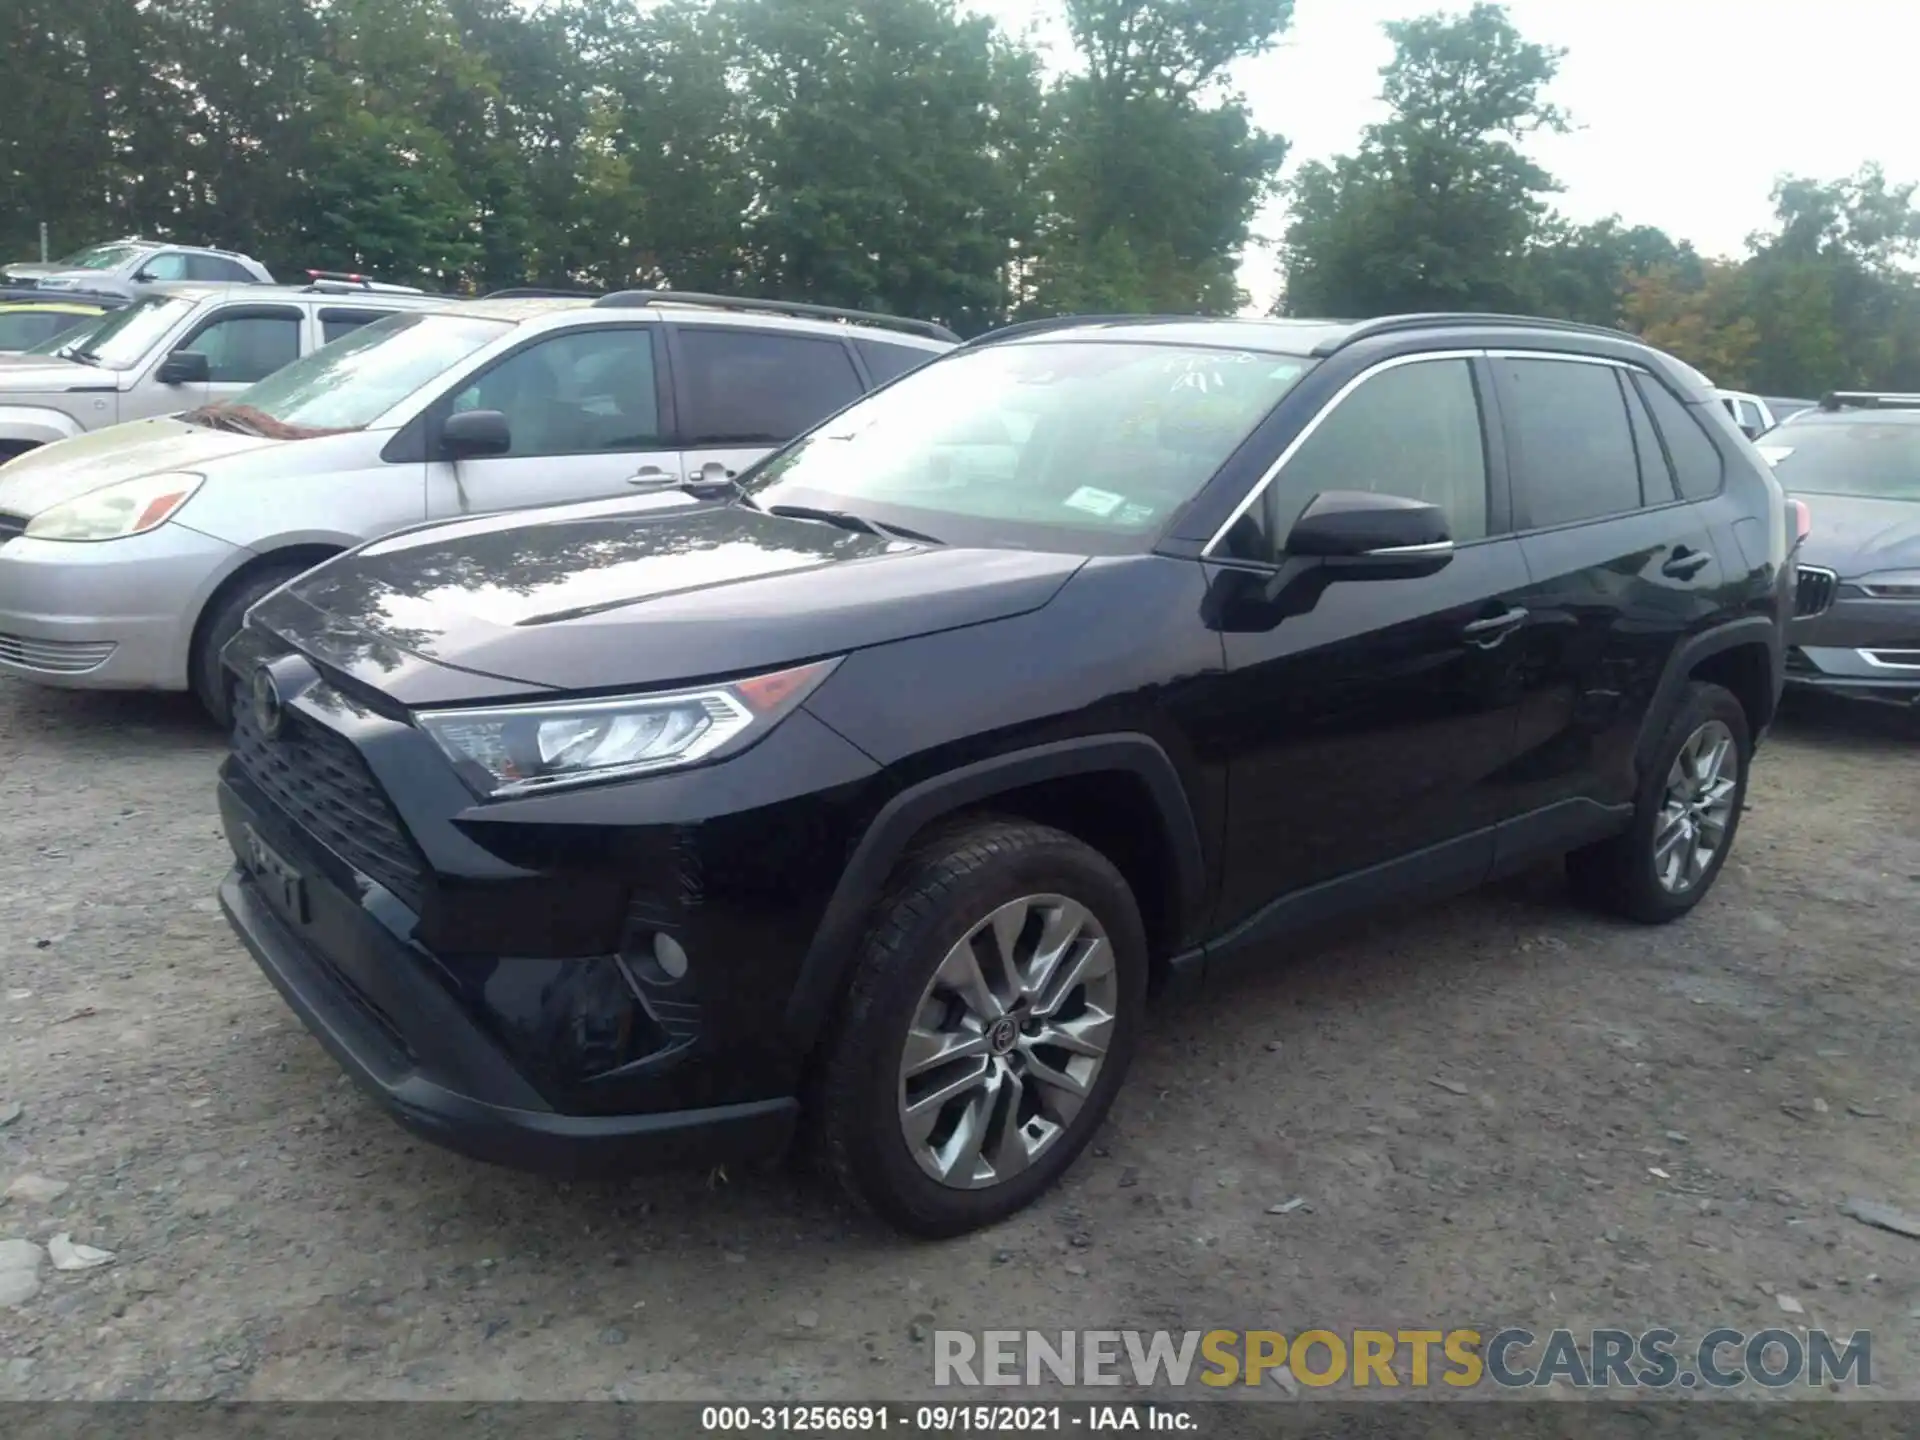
[{"x1": 0, "y1": 290, "x2": 954, "y2": 720}]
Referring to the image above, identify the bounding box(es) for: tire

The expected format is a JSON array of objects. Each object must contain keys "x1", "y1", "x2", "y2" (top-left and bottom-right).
[
  {"x1": 816, "y1": 818, "x2": 1148, "y2": 1237},
  {"x1": 190, "y1": 565, "x2": 307, "y2": 727},
  {"x1": 1567, "y1": 681, "x2": 1751, "y2": 923}
]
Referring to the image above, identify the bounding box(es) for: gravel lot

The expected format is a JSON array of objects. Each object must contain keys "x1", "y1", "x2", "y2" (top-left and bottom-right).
[{"x1": 1, "y1": 676, "x2": 1916, "y2": 1402}]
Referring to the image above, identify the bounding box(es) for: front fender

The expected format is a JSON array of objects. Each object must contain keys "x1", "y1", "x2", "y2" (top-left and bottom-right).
[{"x1": 0, "y1": 406, "x2": 87, "y2": 448}]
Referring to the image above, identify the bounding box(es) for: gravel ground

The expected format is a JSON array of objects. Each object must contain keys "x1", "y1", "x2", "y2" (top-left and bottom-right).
[{"x1": 1, "y1": 677, "x2": 1916, "y2": 1403}]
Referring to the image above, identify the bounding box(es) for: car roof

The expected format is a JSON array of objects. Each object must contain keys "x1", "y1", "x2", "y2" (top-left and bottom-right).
[
  {"x1": 139, "y1": 281, "x2": 446, "y2": 307},
  {"x1": 0, "y1": 299, "x2": 109, "y2": 314},
  {"x1": 444, "y1": 295, "x2": 954, "y2": 346},
  {"x1": 1780, "y1": 406, "x2": 1920, "y2": 428}
]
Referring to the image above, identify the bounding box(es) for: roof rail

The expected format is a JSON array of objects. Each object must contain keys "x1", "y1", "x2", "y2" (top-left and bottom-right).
[
  {"x1": 961, "y1": 314, "x2": 1195, "y2": 348},
  {"x1": 1317, "y1": 312, "x2": 1644, "y2": 356},
  {"x1": 0, "y1": 284, "x2": 128, "y2": 308},
  {"x1": 1819, "y1": 391, "x2": 1920, "y2": 411},
  {"x1": 589, "y1": 289, "x2": 959, "y2": 343},
  {"x1": 480, "y1": 287, "x2": 603, "y2": 300}
]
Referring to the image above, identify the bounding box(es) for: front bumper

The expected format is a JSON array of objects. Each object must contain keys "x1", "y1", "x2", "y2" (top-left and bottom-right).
[
  {"x1": 217, "y1": 806, "x2": 800, "y2": 1177},
  {"x1": 0, "y1": 523, "x2": 241, "y2": 689},
  {"x1": 1787, "y1": 590, "x2": 1920, "y2": 705}
]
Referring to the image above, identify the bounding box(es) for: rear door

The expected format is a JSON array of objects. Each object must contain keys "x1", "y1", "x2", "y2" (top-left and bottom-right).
[
  {"x1": 665, "y1": 324, "x2": 867, "y2": 487},
  {"x1": 1495, "y1": 353, "x2": 1729, "y2": 848},
  {"x1": 425, "y1": 322, "x2": 681, "y2": 518}
]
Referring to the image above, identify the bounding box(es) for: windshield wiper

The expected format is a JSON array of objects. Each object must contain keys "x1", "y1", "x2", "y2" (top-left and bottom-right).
[
  {"x1": 65, "y1": 349, "x2": 102, "y2": 367},
  {"x1": 765, "y1": 503, "x2": 943, "y2": 545}
]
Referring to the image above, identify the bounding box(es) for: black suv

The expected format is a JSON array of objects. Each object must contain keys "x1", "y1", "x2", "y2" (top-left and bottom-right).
[{"x1": 215, "y1": 313, "x2": 1793, "y2": 1237}]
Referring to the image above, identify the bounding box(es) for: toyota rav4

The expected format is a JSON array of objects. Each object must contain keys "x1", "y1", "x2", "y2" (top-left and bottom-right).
[{"x1": 214, "y1": 313, "x2": 1794, "y2": 1237}]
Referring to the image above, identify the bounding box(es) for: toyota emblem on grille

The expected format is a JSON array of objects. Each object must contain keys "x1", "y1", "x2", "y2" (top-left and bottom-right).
[{"x1": 251, "y1": 665, "x2": 285, "y2": 739}]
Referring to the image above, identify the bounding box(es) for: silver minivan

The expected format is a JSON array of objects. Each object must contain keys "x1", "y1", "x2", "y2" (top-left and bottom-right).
[{"x1": 0, "y1": 290, "x2": 954, "y2": 719}]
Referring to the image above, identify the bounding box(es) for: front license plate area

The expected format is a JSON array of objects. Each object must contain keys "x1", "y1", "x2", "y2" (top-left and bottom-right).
[{"x1": 244, "y1": 824, "x2": 308, "y2": 924}]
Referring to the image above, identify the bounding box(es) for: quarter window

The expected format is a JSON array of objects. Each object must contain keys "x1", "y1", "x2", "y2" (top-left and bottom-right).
[
  {"x1": 450, "y1": 326, "x2": 662, "y2": 457},
  {"x1": 856, "y1": 338, "x2": 936, "y2": 387},
  {"x1": 1499, "y1": 358, "x2": 1641, "y2": 528},
  {"x1": 1227, "y1": 357, "x2": 1489, "y2": 561},
  {"x1": 677, "y1": 328, "x2": 863, "y2": 446},
  {"x1": 1621, "y1": 371, "x2": 1677, "y2": 505},
  {"x1": 1635, "y1": 374, "x2": 1725, "y2": 500}
]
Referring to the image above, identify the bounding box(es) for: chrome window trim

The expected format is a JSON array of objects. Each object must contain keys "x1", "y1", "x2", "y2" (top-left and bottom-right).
[{"x1": 1202, "y1": 348, "x2": 1483, "y2": 558}]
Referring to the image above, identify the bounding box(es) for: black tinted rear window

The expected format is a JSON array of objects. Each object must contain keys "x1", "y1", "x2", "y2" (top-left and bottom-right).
[{"x1": 856, "y1": 338, "x2": 937, "y2": 386}]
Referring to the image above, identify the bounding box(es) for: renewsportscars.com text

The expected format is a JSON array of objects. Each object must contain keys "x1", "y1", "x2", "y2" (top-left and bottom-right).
[{"x1": 934, "y1": 1327, "x2": 1870, "y2": 1390}]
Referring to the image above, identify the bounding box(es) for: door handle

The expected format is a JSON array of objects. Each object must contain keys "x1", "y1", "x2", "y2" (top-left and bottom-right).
[
  {"x1": 1462, "y1": 606, "x2": 1529, "y2": 647},
  {"x1": 1662, "y1": 547, "x2": 1711, "y2": 580},
  {"x1": 627, "y1": 465, "x2": 675, "y2": 488}
]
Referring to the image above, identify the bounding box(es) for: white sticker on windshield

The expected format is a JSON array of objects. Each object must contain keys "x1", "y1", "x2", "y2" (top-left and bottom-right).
[
  {"x1": 1063, "y1": 486, "x2": 1126, "y2": 517},
  {"x1": 1757, "y1": 445, "x2": 1793, "y2": 463},
  {"x1": 1116, "y1": 502, "x2": 1158, "y2": 526}
]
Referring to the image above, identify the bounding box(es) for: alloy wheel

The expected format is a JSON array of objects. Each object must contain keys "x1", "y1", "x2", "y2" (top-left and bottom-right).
[
  {"x1": 896, "y1": 894, "x2": 1118, "y2": 1190},
  {"x1": 1653, "y1": 719, "x2": 1739, "y2": 894}
]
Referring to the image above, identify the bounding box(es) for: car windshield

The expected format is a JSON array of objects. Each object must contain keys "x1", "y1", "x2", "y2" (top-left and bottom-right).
[
  {"x1": 27, "y1": 295, "x2": 192, "y2": 369},
  {"x1": 54, "y1": 243, "x2": 142, "y2": 272},
  {"x1": 0, "y1": 308, "x2": 97, "y2": 352},
  {"x1": 215, "y1": 311, "x2": 513, "y2": 432},
  {"x1": 1761, "y1": 419, "x2": 1920, "y2": 501},
  {"x1": 743, "y1": 340, "x2": 1316, "y2": 553}
]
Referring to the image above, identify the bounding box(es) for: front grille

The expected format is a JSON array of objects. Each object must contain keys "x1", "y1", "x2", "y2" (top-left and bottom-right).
[
  {"x1": 231, "y1": 701, "x2": 428, "y2": 912},
  {"x1": 1794, "y1": 565, "x2": 1838, "y2": 618},
  {"x1": 0, "y1": 631, "x2": 114, "y2": 674}
]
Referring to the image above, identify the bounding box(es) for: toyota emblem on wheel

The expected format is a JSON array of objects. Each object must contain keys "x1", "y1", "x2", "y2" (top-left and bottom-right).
[{"x1": 251, "y1": 665, "x2": 284, "y2": 739}]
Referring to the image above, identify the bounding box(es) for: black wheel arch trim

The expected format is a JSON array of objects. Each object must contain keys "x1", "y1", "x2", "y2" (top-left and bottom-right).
[
  {"x1": 1635, "y1": 615, "x2": 1782, "y2": 777},
  {"x1": 783, "y1": 733, "x2": 1207, "y2": 1050}
]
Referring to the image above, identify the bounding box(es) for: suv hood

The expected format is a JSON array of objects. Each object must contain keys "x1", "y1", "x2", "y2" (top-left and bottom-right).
[
  {"x1": 0, "y1": 353, "x2": 104, "y2": 391},
  {"x1": 1791, "y1": 491, "x2": 1920, "y2": 576},
  {"x1": 0, "y1": 416, "x2": 287, "y2": 517},
  {"x1": 260, "y1": 499, "x2": 1086, "y2": 701}
]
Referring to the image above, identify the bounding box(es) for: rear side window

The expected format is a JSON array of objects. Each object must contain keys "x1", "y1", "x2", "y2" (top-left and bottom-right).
[
  {"x1": 1635, "y1": 375, "x2": 1725, "y2": 500},
  {"x1": 320, "y1": 309, "x2": 393, "y2": 345},
  {"x1": 676, "y1": 328, "x2": 863, "y2": 446},
  {"x1": 1231, "y1": 356, "x2": 1490, "y2": 559},
  {"x1": 186, "y1": 255, "x2": 256, "y2": 283},
  {"x1": 1498, "y1": 358, "x2": 1640, "y2": 528},
  {"x1": 856, "y1": 338, "x2": 936, "y2": 387}
]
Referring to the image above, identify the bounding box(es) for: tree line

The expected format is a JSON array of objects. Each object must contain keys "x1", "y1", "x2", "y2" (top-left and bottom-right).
[{"x1": 6, "y1": 0, "x2": 1917, "y2": 395}]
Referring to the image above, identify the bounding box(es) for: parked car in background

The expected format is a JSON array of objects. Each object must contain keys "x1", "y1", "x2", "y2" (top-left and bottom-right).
[
  {"x1": 3, "y1": 238, "x2": 275, "y2": 297},
  {"x1": 209, "y1": 311, "x2": 1790, "y2": 1235},
  {"x1": 1762, "y1": 395, "x2": 1817, "y2": 427},
  {"x1": 0, "y1": 290, "x2": 955, "y2": 719},
  {"x1": 1762, "y1": 392, "x2": 1920, "y2": 707},
  {"x1": 0, "y1": 296, "x2": 125, "y2": 354},
  {"x1": 0, "y1": 278, "x2": 443, "y2": 459},
  {"x1": 1716, "y1": 389, "x2": 1777, "y2": 437}
]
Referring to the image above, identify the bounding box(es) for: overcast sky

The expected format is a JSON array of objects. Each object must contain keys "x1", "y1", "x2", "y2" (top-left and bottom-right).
[{"x1": 970, "y1": 0, "x2": 1905, "y2": 308}]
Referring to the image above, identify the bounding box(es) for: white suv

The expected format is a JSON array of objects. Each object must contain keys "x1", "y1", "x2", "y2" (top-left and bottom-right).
[
  {"x1": 0, "y1": 290, "x2": 955, "y2": 719},
  {"x1": 0, "y1": 280, "x2": 444, "y2": 457}
]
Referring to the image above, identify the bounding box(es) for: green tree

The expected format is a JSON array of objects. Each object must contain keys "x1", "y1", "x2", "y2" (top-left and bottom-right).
[
  {"x1": 1279, "y1": 2, "x2": 1565, "y2": 316},
  {"x1": 1027, "y1": 0, "x2": 1292, "y2": 315}
]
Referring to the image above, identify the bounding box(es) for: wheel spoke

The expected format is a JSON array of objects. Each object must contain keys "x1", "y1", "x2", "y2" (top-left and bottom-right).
[
  {"x1": 1023, "y1": 899, "x2": 1091, "y2": 1000},
  {"x1": 901, "y1": 1025, "x2": 990, "y2": 1079},
  {"x1": 980, "y1": 1064, "x2": 1032, "y2": 1182},
  {"x1": 901, "y1": 1056, "x2": 993, "y2": 1147},
  {"x1": 1022, "y1": 1049, "x2": 1093, "y2": 1124},
  {"x1": 1029, "y1": 1007, "x2": 1114, "y2": 1060},
  {"x1": 933, "y1": 934, "x2": 1007, "y2": 1023},
  {"x1": 1034, "y1": 936, "x2": 1114, "y2": 1019},
  {"x1": 931, "y1": 1077, "x2": 996, "y2": 1183}
]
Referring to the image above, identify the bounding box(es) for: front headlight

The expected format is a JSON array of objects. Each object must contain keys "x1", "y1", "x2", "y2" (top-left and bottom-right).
[
  {"x1": 1857, "y1": 570, "x2": 1920, "y2": 600},
  {"x1": 417, "y1": 658, "x2": 841, "y2": 797},
  {"x1": 25, "y1": 472, "x2": 205, "y2": 541}
]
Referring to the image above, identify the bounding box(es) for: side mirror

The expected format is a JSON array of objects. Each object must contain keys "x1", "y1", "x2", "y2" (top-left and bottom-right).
[
  {"x1": 1285, "y1": 490, "x2": 1453, "y2": 579},
  {"x1": 1739, "y1": 421, "x2": 1764, "y2": 441},
  {"x1": 156, "y1": 349, "x2": 211, "y2": 385},
  {"x1": 440, "y1": 408, "x2": 512, "y2": 458},
  {"x1": 132, "y1": 268, "x2": 156, "y2": 284}
]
